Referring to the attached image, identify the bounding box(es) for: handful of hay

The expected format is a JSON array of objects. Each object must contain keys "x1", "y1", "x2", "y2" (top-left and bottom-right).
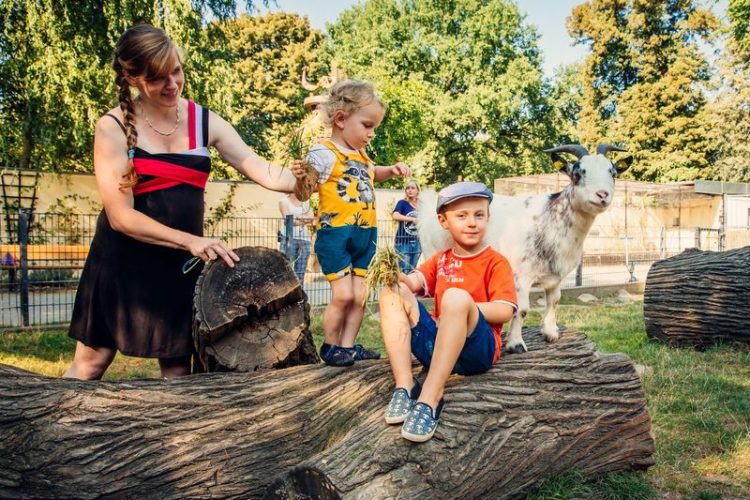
[
  {"x1": 285, "y1": 127, "x2": 319, "y2": 201},
  {"x1": 362, "y1": 246, "x2": 403, "y2": 306}
]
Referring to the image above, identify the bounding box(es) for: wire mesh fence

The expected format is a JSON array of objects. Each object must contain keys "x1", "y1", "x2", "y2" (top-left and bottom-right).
[{"x1": 0, "y1": 210, "x2": 748, "y2": 330}]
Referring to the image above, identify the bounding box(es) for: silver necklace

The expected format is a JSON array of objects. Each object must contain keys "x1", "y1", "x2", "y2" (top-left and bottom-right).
[{"x1": 141, "y1": 101, "x2": 181, "y2": 136}]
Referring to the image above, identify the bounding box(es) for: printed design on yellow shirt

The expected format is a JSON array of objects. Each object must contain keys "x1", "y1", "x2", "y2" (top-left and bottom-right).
[
  {"x1": 337, "y1": 160, "x2": 375, "y2": 210},
  {"x1": 317, "y1": 140, "x2": 377, "y2": 228}
]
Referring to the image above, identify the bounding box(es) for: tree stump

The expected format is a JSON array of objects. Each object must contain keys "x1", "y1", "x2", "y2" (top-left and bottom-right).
[
  {"x1": 193, "y1": 246, "x2": 319, "y2": 372},
  {"x1": 0, "y1": 328, "x2": 654, "y2": 499},
  {"x1": 644, "y1": 247, "x2": 750, "y2": 348}
]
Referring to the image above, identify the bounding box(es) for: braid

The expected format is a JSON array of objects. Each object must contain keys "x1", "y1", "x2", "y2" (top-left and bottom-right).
[
  {"x1": 110, "y1": 24, "x2": 180, "y2": 190},
  {"x1": 115, "y1": 70, "x2": 139, "y2": 190}
]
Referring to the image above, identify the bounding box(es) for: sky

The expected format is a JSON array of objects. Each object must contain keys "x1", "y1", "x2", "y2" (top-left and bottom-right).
[{"x1": 264, "y1": 0, "x2": 728, "y2": 78}]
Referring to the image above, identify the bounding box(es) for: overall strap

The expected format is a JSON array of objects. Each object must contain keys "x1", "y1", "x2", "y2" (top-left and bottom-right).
[
  {"x1": 320, "y1": 139, "x2": 348, "y2": 163},
  {"x1": 320, "y1": 139, "x2": 372, "y2": 165}
]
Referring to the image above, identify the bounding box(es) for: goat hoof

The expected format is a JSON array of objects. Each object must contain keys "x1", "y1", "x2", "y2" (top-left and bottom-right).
[
  {"x1": 544, "y1": 332, "x2": 560, "y2": 343},
  {"x1": 507, "y1": 343, "x2": 527, "y2": 354}
]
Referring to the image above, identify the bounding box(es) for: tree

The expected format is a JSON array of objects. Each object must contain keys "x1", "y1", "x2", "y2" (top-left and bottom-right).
[
  {"x1": 202, "y1": 12, "x2": 324, "y2": 177},
  {"x1": 568, "y1": 0, "x2": 718, "y2": 182},
  {"x1": 729, "y1": 0, "x2": 750, "y2": 63},
  {"x1": 325, "y1": 0, "x2": 564, "y2": 187},
  {"x1": 704, "y1": 0, "x2": 750, "y2": 182},
  {"x1": 0, "y1": 0, "x2": 258, "y2": 174}
]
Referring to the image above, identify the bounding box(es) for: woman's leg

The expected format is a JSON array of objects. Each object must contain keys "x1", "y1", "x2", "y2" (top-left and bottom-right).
[
  {"x1": 159, "y1": 355, "x2": 192, "y2": 379},
  {"x1": 63, "y1": 341, "x2": 116, "y2": 380},
  {"x1": 395, "y1": 241, "x2": 410, "y2": 273},
  {"x1": 378, "y1": 282, "x2": 420, "y2": 389},
  {"x1": 408, "y1": 240, "x2": 422, "y2": 271}
]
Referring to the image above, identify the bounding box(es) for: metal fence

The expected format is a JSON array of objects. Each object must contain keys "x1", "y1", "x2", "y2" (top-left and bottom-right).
[{"x1": 1, "y1": 210, "x2": 748, "y2": 330}]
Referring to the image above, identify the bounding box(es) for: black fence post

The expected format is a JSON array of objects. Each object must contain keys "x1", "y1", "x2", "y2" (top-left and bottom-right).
[
  {"x1": 575, "y1": 256, "x2": 583, "y2": 287},
  {"x1": 284, "y1": 214, "x2": 294, "y2": 259},
  {"x1": 18, "y1": 210, "x2": 30, "y2": 327}
]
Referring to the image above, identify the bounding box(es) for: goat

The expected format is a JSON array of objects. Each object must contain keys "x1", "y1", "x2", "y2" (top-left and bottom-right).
[{"x1": 417, "y1": 144, "x2": 633, "y2": 353}]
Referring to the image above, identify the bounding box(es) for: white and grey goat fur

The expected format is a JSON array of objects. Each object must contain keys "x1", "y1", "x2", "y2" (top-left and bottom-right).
[{"x1": 417, "y1": 144, "x2": 633, "y2": 353}]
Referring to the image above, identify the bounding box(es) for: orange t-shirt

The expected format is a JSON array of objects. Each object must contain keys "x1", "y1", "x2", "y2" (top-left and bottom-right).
[{"x1": 416, "y1": 246, "x2": 517, "y2": 363}]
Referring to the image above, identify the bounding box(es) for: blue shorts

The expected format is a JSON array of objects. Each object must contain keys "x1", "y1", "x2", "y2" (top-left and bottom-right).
[
  {"x1": 314, "y1": 225, "x2": 377, "y2": 281},
  {"x1": 411, "y1": 302, "x2": 496, "y2": 376}
]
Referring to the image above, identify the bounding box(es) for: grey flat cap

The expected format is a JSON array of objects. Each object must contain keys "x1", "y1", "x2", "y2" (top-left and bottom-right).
[{"x1": 436, "y1": 181, "x2": 493, "y2": 213}]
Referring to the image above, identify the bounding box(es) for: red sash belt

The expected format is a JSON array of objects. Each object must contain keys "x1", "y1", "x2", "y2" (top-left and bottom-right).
[{"x1": 132, "y1": 158, "x2": 209, "y2": 196}]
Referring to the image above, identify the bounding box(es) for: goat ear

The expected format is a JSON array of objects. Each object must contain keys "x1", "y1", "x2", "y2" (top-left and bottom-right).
[
  {"x1": 614, "y1": 155, "x2": 633, "y2": 175},
  {"x1": 550, "y1": 152, "x2": 570, "y2": 173}
]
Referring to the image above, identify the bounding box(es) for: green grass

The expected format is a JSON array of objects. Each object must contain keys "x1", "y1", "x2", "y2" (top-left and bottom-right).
[
  {"x1": 2, "y1": 299, "x2": 748, "y2": 498},
  {"x1": 0, "y1": 329, "x2": 160, "y2": 380}
]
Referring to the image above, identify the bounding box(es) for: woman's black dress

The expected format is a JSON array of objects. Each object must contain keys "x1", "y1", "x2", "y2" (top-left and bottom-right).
[{"x1": 69, "y1": 101, "x2": 211, "y2": 358}]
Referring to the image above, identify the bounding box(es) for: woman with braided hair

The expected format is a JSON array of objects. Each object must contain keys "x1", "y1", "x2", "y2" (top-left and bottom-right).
[{"x1": 64, "y1": 24, "x2": 310, "y2": 379}]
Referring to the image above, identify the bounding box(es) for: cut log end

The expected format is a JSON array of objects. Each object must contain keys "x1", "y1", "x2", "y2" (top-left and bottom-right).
[{"x1": 193, "y1": 246, "x2": 319, "y2": 372}]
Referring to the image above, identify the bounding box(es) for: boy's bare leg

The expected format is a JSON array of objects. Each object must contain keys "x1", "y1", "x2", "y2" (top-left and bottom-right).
[
  {"x1": 63, "y1": 341, "x2": 116, "y2": 380},
  {"x1": 339, "y1": 275, "x2": 368, "y2": 348},
  {"x1": 323, "y1": 275, "x2": 355, "y2": 345},
  {"x1": 419, "y1": 288, "x2": 479, "y2": 410},
  {"x1": 378, "y1": 282, "x2": 420, "y2": 389}
]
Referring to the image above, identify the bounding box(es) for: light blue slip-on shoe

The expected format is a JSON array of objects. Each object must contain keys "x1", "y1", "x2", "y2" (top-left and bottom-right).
[
  {"x1": 384, "y1": 380, "x2": 422, "y2": 424},
  {"x1": 401, "y1": 399, "x2": 444, "y2": 443}
]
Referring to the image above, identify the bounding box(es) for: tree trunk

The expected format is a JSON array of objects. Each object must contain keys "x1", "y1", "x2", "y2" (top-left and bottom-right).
[
  {"x1": 0, "y1": 328, "x2": 654, "y2": 499},
  {"x1": 192, "y1": 246, "x2": 319, "y2": 372},
  {"x1": 644, "y1": 247, "x2": 750, "y2": 348}
]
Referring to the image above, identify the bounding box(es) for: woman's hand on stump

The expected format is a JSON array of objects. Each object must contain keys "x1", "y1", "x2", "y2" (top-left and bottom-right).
[{"x1": 187, "y1": 236, "x2": 240, "y2": 268}]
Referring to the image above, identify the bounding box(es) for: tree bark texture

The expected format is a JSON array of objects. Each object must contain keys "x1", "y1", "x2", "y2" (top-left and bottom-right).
[
  {"x1": 0, "y1": 328, "x2": 653, "y2": 499},
  {"x1": 644, "y1": 247, "x2": 750, "y2": 348},
  {"x1": 193, "y1": 246, "x2": 319, "y2": 372}
]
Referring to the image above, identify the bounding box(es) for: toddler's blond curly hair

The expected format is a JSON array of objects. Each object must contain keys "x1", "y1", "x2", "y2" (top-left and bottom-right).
[{"x1": 320, "y1": 80, "x2": 385, "y2": 128}]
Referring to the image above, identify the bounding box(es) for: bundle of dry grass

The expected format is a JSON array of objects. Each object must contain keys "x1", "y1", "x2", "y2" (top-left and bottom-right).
[
  {"x1": 362, "y1": 246, "x2": 403, "y2": 306},
  {"x1": 284, "y1": 127, "x2": 319, "y2": 201}
]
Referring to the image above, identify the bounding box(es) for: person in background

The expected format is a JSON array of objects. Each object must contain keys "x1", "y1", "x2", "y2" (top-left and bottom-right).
[
  {"x1": 392, "y1": 179, "x2": 421, "y2": 273},
  {"x1": 278, "y1": 192, "x2": 314, "y2": 283}
]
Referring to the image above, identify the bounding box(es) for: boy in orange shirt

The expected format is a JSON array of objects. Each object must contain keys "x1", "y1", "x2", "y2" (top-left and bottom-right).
[{"x1": 378, "y1": 182, "x2": 517, "y2": 442}]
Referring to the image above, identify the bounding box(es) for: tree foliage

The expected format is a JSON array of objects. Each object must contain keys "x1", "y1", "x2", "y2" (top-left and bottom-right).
[
  {"x1": 0, "y1": 0, "x2": 258, "y2": 173},
  {"x1": 325, "y1": 0, "x2": 565, "y2": 187},
  {"x1": 568, "y1": 0, "x2": 718, "y2": 182},
  {"x1": 729, "y1": 0, "x2": 750, "y2": 63},
  {"x1": 204, "y1": 12, "x2": 324, "y2": 176}
]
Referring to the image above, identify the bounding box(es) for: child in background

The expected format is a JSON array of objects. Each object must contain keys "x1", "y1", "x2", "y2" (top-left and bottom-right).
[
  {"x1": 307, "y1": 80, "x2": 411, "y2": 367},
  {"x1": 378, "y1": 182, "x2": 517, "y2": 442}
]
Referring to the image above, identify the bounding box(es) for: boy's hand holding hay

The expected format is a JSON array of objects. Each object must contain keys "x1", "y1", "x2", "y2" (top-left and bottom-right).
[{"x1": 363, "y1": 246, "x2": 403, "y2": 306}]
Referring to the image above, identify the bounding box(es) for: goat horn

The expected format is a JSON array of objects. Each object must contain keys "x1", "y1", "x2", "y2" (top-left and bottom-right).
[
  {"x1": 596, "y1": 143, "x2": 628, "y2": 156},
  {"x1": 330, "y1": 61, "x2": 339, "y2": 86},
  {"x1": 543, "y1": 144, "x2": 589, "y2": 160},
  {"x1": 301, "y1": 66, "x2": 318, "y2": 92}
]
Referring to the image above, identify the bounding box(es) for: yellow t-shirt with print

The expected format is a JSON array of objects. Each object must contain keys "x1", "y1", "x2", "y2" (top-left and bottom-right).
[{"x1": 315, "y1": 140, "x2": 377, "y2": 228}]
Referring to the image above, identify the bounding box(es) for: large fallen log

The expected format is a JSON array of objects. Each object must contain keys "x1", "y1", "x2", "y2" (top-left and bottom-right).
[
  {"x1": 644, "y1": 246, "x2": 750, "y2": 348},
  {"x1": 0, "y1": 328, "x2": 654, "y2": 499},
  {"x1": 193, "y1": 246, "x2": 319, "y2": 372}
]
